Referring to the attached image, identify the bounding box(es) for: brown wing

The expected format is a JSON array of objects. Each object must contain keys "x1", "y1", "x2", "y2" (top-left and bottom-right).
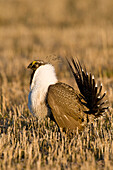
[{"x1": 47, "y1": 82, "x2": 86, "y2": 130}]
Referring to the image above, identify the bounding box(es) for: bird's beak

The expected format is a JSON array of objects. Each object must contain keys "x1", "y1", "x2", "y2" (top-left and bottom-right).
[{"x1": 27, "y1": 63, "x2": 33, "y2": 69}]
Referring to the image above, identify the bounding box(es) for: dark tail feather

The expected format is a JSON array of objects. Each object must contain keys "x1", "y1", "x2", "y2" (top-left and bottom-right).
[{"x1": 67, "y1": 57, "x2": 108, "y2": 117}]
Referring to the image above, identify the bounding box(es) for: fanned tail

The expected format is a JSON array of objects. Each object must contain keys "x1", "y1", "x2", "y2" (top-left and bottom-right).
[{"x1": 67, "y1": 57, "x2": 108, "y2": 117}]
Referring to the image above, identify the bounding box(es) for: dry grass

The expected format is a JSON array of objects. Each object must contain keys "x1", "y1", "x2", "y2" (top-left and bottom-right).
[{"x1": 0, "y1": 0, "x2": 113, "y2": 169}]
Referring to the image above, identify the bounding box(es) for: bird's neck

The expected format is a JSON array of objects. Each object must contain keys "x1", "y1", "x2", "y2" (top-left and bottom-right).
[
  {"x1": 30, "y1": 64, "x2": 58, "y2": 92},
  {"x1": 30, "y1": 70, "x2": 35, "y2": 86}
]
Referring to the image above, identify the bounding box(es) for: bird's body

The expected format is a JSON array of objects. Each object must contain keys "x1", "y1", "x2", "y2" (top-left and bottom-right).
[
  {"x1": 47, "y1": 82, "x2": 86, "y2": 130},
  {"x1": 27, "y1": 58, "x2": 108, "y2": 130}
]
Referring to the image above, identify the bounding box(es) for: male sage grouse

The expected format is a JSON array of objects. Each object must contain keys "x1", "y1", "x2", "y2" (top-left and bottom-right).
[{"x1": 27, "y1": 58, "x2": 108, "y2": 130}]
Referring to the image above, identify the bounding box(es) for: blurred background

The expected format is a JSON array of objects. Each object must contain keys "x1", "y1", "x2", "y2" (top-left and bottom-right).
[
  {"x1": 0, "y1": 0, "x2": 113, "y2": 66},
  {"x1": 0, "y1": 0, "x2": 113, "y2": 58}
]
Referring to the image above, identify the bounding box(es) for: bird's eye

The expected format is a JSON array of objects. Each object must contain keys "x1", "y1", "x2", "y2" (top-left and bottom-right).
[{"x1": 32, "y1": 65, "x2": 36, "y2": 68}]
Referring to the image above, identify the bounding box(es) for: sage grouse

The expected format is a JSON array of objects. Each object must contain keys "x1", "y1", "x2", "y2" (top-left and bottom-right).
[{"x1": 27, "y1": 58, "x2": 107, "y2": 130}]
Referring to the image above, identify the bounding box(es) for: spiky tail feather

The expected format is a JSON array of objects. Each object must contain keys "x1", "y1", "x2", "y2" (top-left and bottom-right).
[{"x1": 67, "y1": 57, "x2": 108, "y2": 117}]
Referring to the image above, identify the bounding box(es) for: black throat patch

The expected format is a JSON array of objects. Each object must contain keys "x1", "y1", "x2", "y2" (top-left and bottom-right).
[{"x1": 30, "y1": 70, "x2": 36, "y2": 86}]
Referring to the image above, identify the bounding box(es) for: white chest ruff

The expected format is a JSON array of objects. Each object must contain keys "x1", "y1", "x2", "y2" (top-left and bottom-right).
[
  {"x1": 28, "y1": 87, "x2": 47, "y2": 118},
  {"x1": 28, "y1": 64, "x2": 58, "y2": 118}
]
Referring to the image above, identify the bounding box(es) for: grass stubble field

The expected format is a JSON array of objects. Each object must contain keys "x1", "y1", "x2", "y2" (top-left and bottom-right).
[{"x1": 1, "y1": 0, "x2": 113, "y2": 169}]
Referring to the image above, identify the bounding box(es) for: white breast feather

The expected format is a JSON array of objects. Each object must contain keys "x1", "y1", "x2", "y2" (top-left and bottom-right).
[{"x1": 28, "y1": 64, "x2": 58, "y2": 118}]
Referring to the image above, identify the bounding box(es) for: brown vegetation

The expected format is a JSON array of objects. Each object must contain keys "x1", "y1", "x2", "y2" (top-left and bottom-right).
[{"x1": 0, "y1": 0, "x2": 113, "y2": 169}]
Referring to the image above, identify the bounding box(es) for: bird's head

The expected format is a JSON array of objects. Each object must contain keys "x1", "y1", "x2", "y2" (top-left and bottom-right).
[{"x1": 27, "y1": 60, "x2": 46, "y2": 71}]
